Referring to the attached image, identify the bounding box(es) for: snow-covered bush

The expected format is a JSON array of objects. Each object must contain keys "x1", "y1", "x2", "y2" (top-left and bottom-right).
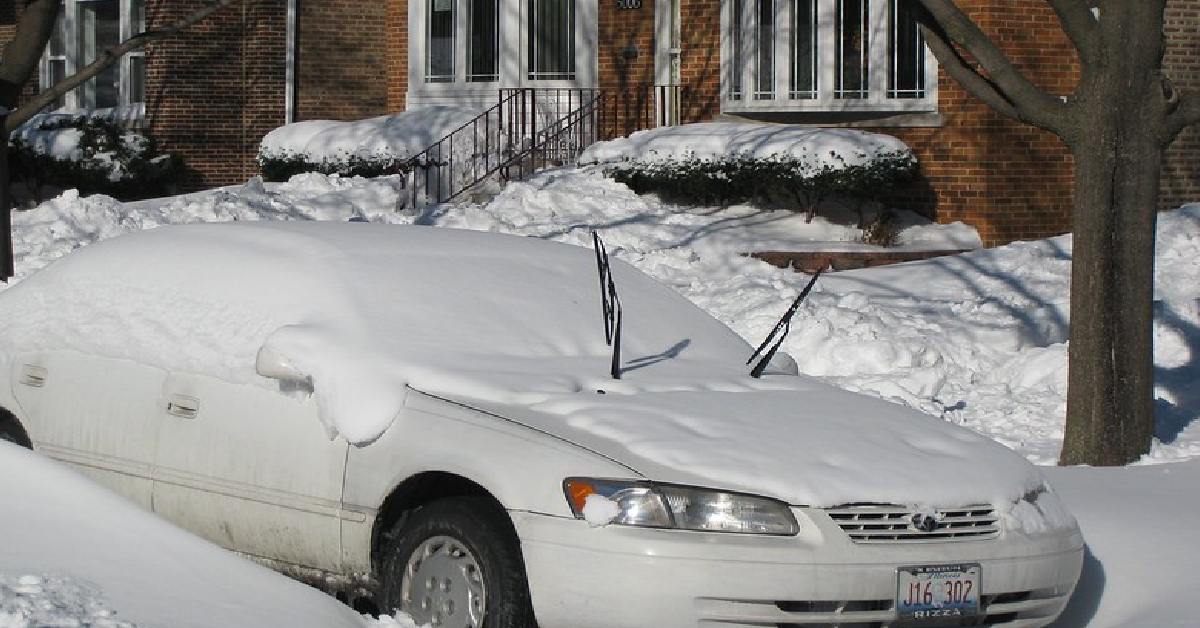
[
  {"x1": 581, "y1": 124, "x2": 919, "y2": 229},
  {"x1": 258, "y1": 148, "x2": 401, "y2": 182},
  {"x1": 607, "y1": 149, "x2": 918, "y2": 225},
  {"x1": 256, "y1": 108, "x2": 484, "y2": 182},
  {"x1": 10, "y1": 115, "x2": 183, "y2": 202}
]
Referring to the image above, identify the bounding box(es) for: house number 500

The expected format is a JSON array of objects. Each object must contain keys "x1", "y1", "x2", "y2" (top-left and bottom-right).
[{"x1": 616, "y1": 0, "x2": 642, "y2": 9}]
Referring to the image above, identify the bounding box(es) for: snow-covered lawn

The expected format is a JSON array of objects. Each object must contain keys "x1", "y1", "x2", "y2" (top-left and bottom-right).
[{"x1": 3, "y1": 161, "x2": 1199, "y2": 627}]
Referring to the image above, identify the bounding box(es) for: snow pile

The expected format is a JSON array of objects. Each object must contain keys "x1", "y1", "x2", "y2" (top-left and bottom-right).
[
  {"x1": 0, "y1": 575, "x2": 135, "y2": 628},
  {"x1": 1046, "y1": 460, "x2": 1200, "y2": 628},
  {"x1": 581, "y1": 494, "x2": 621, "y2": 527},
  {"x1": 0, "y1": 442, "x2": 369, "y2": 628},
  {"x1": 578, "y1": 122, "x2": 912, "y2": 167},
  {"x1": 258, "y1": 107, "x2": 483, "y2": 165}
]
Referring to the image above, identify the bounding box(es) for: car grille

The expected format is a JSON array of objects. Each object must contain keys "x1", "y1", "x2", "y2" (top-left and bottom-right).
[
  {"x1": 825, "y1": 504, "x2": 1000, "y2": 543},
  {"x1": 696, "y1": 588, "x2": 1070, "y2": 627}
]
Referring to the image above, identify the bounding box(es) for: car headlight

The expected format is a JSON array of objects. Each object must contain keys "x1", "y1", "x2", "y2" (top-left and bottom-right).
[{"x1": 563, "y1": 478, "x2": 799, "y2": 535}]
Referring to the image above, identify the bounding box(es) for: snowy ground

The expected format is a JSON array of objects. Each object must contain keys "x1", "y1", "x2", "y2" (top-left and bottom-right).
[{"x1": 2, "y1": 164, "x2": 1199, "y2": 628}]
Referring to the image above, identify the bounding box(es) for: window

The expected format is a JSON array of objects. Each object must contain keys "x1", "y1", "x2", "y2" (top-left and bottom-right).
[
  {"x1": 409, "y1": 0, "x2": 595, "y2": 105},
  {"x1": 724, "y1": 0, "x2": 936, "y2": 112},
  {"x1": 527, "y1": 0, "x2": 574, "y2": 81},
  {"x1": 40, "y1": 0, "x2": 146, "y2": 111},
  {"x1": 424, "y1": 0, "x2": 499, "y2": 83}
]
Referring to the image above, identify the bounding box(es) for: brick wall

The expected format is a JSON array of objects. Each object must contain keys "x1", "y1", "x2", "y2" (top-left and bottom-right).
[
  {"x1": 676, "y1": 0, "x2": 721, "y2": 122},
  {"x1": 6, "y1": 0, "x2": 1200, "y2": 219},
  {"x1": 295, "y1": 0, "x2": 387, "y2": 121},
  {"x1": 385, "y1": 0, "x2": 409, "y2": 111},
  {"x1": 0, "y1": 0, "x2": 15, "y2": 37},
  {"x1": 143, "y1": 0, "x2": 287, "y2": 189},
  {"x1": 878, "y1": 2, "x2": 1079, "y2": 246},
  {"x1": 1, "y1": 0, "x2": 40, "y2": 105},
  {"x1": 1162, "y1": 0, "x2": 1200, "y2": 210},
  {"x1": 141, "y1": 0, "x2": 389, "y2": 189},
  {"x1": 597, "y1": 0, "x2": 656, "y2": 94}
]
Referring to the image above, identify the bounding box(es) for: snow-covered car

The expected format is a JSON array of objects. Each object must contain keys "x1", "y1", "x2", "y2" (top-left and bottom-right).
[{"x1": 0, "y1": 222, "x2": 1083, "y2": 628}]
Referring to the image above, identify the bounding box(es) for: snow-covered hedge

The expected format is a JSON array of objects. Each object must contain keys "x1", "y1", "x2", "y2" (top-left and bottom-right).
[
  {"x1": 582, "y1": 123, "x2": 919, "y2": 224},
  {"x1": 10, "y1": 114, "x2": 183, "y2": 202},
  {"x1": 257, "y1": 107, "x2": 483, "y2": 181}
]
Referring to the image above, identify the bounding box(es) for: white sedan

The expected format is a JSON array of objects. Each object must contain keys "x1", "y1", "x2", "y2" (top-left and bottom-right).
[{"x1": 0, "y1": 222, "x2": 1082, "y2": 628}]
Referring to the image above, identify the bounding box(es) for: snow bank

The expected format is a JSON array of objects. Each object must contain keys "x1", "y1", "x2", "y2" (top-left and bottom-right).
[{"x1": 0, "y1": 442, "x2": 368, "y2": 628}]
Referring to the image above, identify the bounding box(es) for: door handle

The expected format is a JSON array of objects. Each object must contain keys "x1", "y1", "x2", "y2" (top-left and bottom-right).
[
  {"x1": 18, "y1": 365, "x2": 47, "y2": 388},
  {"x1": 166, "y1": 395, "x2": 200, "y2": 419}
]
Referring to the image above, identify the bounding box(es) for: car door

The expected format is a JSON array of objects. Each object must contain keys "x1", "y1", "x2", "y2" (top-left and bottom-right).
[
  {"x1": 152, "y1": 371, "x2": 349, "y2": 572},
  {"x1": 9, "y1": 351, "x2": 166, "y2": 508}
]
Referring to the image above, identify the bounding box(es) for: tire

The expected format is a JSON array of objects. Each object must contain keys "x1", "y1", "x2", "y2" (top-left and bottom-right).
[
  {"x1": 380, "y1": 497, "x2": 537, "y2": 628},
  {"x1": 0, "y1": 415, "x2": 31, "y2": 449}
]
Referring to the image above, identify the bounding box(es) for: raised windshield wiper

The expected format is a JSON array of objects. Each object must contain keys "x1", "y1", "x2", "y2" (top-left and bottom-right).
[
  {"x1": 747, "y1": 267, "x2": 824, "y2": 378},
  {"x1": 592, "y1": 232, "x2": 623, "y2": 380}
]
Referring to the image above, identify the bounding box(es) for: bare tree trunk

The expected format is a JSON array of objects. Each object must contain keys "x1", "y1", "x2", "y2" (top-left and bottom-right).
[
  {"x1": 1060, "y1": 127, "x2": 1161, "y2": 465},
  {"x1": 0, "y1": 129, "x2": 10, "y2": 281},
  {"x1": 912, "y1": 0, "x2": 1188, "y2": 465},
  {"x1": 1058, "y1": 3, "x2": 1167, "y2": 465}
]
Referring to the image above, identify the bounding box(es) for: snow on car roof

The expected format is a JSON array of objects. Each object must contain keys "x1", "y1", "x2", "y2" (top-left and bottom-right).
[{"x1": 0, "y1": 221, "x2": 757, "y2": 443}]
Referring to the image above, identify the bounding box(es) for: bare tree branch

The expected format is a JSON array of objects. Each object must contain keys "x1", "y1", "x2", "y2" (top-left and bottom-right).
[
  {"x1": 1164, "y1": 91, "x2": 1200, "y2": 144},
  {"x1": 917, "y1": 23, "x2": 1018, "y2": 120},
  {"x1": 0, "y1": 0, "x2": 62, "y2": 108},
  {"x1": 5, "y1": 0, "x2": 241, "y2": 133},
  {"x1": 1045, "y1": 0, "x2": 1099, "y2": 66},
  {"x1": 915, "y1": 0, "x2": 1072, "y2": 135}
]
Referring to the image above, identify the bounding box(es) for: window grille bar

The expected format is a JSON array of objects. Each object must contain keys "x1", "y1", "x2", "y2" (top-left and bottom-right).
[
  {"x1": 528, "y1": 0, "x2": 575, "y2": 81},
  {"x1": 754, "y1": 0, "x2": 775, "y2": 100},
  {"x1": 789, "y1": 0, "x2": 817, "y2": 100},
  {"x1": 834, "y1": 0, "x2": 869, "y2": 100}
]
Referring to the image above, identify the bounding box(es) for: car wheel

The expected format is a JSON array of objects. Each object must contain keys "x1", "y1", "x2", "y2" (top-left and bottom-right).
[
  {"x1": 380, "y1": 497, "x2": 536, "y2": 628},
  {"x1": 0, "y1": 415, "x2": 31, "y2": 449}
]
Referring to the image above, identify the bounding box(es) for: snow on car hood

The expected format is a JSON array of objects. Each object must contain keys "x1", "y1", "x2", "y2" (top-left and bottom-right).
[{"x1": 440, "y1": 380, "x2": 1047, "y2": 509}]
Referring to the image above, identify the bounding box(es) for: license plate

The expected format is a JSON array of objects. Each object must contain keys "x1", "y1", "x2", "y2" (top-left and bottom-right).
[{"x1": 896, "y1": 563, "x2": 982, "y2": 624}]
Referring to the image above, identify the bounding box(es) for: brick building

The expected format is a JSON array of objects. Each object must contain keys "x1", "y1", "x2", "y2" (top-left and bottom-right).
[{"x1": 7, "y1": 0, "x2": 1200, "y2": 245}]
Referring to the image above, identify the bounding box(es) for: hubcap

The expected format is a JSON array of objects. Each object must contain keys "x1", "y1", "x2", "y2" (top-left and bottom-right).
[{"x1": 401, "y1": 536, "x2": 486, "y2": 628}]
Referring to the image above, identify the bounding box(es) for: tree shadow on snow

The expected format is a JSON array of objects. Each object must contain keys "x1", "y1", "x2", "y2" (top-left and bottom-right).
[
  {"x1": 1150, "y1": 298, "x2": 1200, "y2": 444},
  {"x1": 825, "y1": 237, "x2": 1073, "y2": 349},
  {"x1": 1049, "y1": 545, "x2": 1104, "y2": 628}
]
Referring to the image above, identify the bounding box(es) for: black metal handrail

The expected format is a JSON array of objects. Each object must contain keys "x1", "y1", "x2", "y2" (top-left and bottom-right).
[
  {"x1": 497, "y1": 91, "x2": 604, "y2": 183},
  {"x1": 400, "y1": 90, "x2": 526, "y2": 210},
  {"x1": 400, "y1": 85, "x2": 682, "y2": 210}
]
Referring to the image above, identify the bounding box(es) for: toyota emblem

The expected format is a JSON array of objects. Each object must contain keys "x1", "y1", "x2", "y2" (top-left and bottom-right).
[{"x1": 912, "y1": 513, "x2": 939, "y2": 533}]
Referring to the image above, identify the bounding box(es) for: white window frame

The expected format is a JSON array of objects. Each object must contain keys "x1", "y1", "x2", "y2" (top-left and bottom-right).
[
  {"x1": 408, "y1": 0, "x2": 596, "y2": 109},
  {"x1": 525, "y1": 0, "x2": 575, "y2": 81},
  {"x1": 39, "y1": 0, "x2": 146, "y2": 114},
  {"x1": 721, "y1": 0, "x2": 937, "y2": 113}
]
